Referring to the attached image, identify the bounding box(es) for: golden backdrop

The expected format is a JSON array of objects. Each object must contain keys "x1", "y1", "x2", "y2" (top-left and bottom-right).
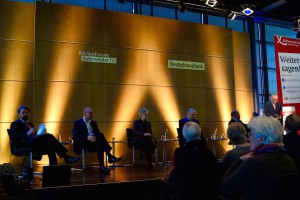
[{"x1": 0, "y1": 1, "x2": 253, "y2": 165}]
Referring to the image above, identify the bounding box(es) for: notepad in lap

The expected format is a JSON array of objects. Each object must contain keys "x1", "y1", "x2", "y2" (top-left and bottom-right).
[{"x1": 37, "y1": 123, "x2": 47, "y2": 136}]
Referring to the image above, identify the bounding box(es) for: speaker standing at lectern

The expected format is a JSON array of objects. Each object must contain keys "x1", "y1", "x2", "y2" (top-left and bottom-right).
[{"x1": 264, "y1": 94, "x2": 283, "y2": 124}]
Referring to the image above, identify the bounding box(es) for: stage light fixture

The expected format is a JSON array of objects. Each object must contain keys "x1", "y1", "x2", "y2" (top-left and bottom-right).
[
  {"x1": 241, "y1": 4, "x2": 254, "y2": 16},
  {"x1": 242, "y1": 8, "x2": 254, "y2": 15},
  {"x1": 228, "y1": 12, "x2": 236, "y2": 20},
  {"x1": 205, "y1": 0, "x2": 218, "y2": 8}
]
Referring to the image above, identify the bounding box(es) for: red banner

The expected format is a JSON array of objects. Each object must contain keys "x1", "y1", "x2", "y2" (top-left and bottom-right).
[{"x1": 274, "y1": 36, "x2": 300, "y2": 115}]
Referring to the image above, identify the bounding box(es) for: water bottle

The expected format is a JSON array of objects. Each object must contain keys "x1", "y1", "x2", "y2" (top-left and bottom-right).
[
  {"x1": 57, "y1": 131, "x2": 62, "y2": 142},
  {"x1": 164, "y1": 129, "x2": 168, "y2": 140}
]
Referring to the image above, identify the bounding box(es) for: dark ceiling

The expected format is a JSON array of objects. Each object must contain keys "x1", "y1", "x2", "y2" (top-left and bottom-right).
[{"x1": 151, "y1": 0, "x2": 299, "y2": 23}]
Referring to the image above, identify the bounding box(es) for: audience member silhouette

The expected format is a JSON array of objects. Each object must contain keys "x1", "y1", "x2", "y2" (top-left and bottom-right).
[
  {"x1": 283, "y1": 113, "x2": 300, "y2": 172},
  {"x1": 221, "y1": 122, "x2": 250, "y2": 175},
  {"x1": 221, "y1": 116, "x2": 297, "y2": 200},
  {"x1": 166, "y1": 122, "x2": 218, "y2": 200}
]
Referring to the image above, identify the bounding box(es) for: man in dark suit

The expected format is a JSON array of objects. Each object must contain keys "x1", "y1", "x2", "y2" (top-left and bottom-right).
[
  {"x1": 283, "y1": 113, "x2": 300, "y2": 172},
  {"x1": 73, "y1": 107, "x2": 121, "y2": 174},
  {"x1": 132, "y1": 108, "x2": 156, "y2": 167},
  {"x1": 228, "y1": 110, "x2": 250, "y2": 134},
  {"x1": 264, "y1": 94, "x2": 283, "y2": 124},
  {"x1": 9, "y1": 105, "x2": 79, "y2": 165},
  {"x1": 178, "y1": 108, "x2": 205, "y2": 147}
]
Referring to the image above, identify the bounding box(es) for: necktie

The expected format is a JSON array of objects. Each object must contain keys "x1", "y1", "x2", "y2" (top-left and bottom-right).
[{"x1": 25, "y1": 122, "x2": 31, "y2": 130}]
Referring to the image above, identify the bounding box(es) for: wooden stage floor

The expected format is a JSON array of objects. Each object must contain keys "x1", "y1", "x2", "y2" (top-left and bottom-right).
[{"x1": 15, "y1": 162, "x2": 173, "y2": 200}]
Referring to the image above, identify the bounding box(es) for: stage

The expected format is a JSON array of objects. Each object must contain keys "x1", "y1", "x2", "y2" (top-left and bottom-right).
[{"x1": 14, "y1": 162, "x2": 173, "y2": 200}]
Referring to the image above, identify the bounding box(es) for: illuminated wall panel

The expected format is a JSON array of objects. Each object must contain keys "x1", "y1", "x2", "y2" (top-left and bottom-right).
[
  {"x1": 0, "y1": 1, "x2": 34, "y2": 41},
  {"x1": 0, "y1": 1, "x2": 253, "y2": 164},
  {"x1": 35, "y1": 2, "x2": 148, "y2": 48},
  {"x1": 147, "y1": 17, "x2": 233, "y2": 57}
]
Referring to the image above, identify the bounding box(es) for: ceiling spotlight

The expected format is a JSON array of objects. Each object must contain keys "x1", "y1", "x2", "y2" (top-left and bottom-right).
[
  {"x1": 241, "y1": 4, "x2": 254, "y2": 16},
  {"x1": 228, "y1": 12, "x2": 236, "y2": 20},
  {"x1": 242, "y1": 8, "x2": 254, "y2": 15},
  {"x1": 205, "y1": 0, "x2": 218, "y2": 8}
]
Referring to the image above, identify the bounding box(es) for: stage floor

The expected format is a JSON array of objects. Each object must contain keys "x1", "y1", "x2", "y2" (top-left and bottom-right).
[
  {"x1": 30, "y1": 162, "x2": 172, "y2": 189},
  {"x1": 10, "y1": 162, "x2": 171, "y2": 200}
]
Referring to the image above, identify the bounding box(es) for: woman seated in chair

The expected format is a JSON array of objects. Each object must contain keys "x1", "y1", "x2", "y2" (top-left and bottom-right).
[{"x1": 132, "y1": 108, "x2": 156, "y2": 167}]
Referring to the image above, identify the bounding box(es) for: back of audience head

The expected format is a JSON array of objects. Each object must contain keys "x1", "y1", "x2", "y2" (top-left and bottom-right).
[
  {"x1": 227, "y1": 122, "x2": 247, "y2": 145},
  {"x1": 247, "y1": 116, "x2": 283, "y2": 150},
  {"x1": 182, "y1": 122, "x2": 201, "y2": 142},
  {"x1": 284, "y1": 114, "x2": 300, "y2": 132}
]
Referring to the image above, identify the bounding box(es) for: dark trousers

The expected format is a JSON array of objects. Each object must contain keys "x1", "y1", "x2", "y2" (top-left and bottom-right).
[
  {"x1": 31, "y1": 133, "x2": 68, "y2": 165},
  {"x1": 85, "y1": 133, "x2": 112, "y2": 166}
]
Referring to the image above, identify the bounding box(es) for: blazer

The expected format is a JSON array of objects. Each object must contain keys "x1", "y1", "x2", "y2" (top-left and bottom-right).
[
  {"x1": 264, "y1": 101, "x2": 282, "y2": 117},
  {"x1": 132, "y1": 119, "x2": 152, "y2": 137},
  {"x1": 228, "y1": 118, "x2": 250, "y2": 133},
  {"x1": 179, "y1": 117, "x2": 199, "y2": 131},
  {"x1": 178, "y1": 117, "x2": 205, "y2": 147},
  {"x1": 9, "y1": 119, "x2": 33, "y2": 142},
  {"x1": 73, "y1": 118, "x2": 102, "y2": 141}
]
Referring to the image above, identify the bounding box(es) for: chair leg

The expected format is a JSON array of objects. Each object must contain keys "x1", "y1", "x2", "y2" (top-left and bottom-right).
[
  {"x1": 29, "y1": 152, "x2": 33, "y2": 168},
  {"x1": 155, "y1": 147, "x2": 158, "y2": 164},
  {"x1": 132, "y1": 146, "x2": 135, "y2": 166},
  {"x1": 82, "y1": 148, "x2": 85, "y2": 171}
]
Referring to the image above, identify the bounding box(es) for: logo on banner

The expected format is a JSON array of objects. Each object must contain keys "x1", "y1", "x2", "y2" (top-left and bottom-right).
[
  {"x1": 276, "y1": 36, "x2": 288, "y2": 46},
  {"x1": 79, "y1": 51, "x2": 117, "y2": 64},
  {"x1": 278, "y1": 52, "x2": 300, "y2": 104}
]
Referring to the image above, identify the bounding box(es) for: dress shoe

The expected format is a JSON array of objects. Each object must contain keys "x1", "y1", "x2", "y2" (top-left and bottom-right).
[
  {"x1": 108, "y1": 155, "x2": 122, "y2": 163},
  {"x1": 64, "y1": 155, "x2": 80, "y2": 164},
  {"x1": 99, "y1": 166, "x2": 111, "y2": 174}
]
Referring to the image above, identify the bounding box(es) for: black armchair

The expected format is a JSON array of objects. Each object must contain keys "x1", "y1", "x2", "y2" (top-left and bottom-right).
[{"x1": 7, "y1": 129, "x2": 42, "y2": 181}]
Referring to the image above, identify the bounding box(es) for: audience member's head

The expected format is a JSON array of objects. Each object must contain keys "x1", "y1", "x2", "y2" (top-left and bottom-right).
[
  {"x1": 252, "y1": 112, "x2": 259, "y2": 117},
  {"x1": 139, "y1": 108, "x2": 149, "y2": 121},
  {"x1": 231, "y1": 110, "x2": 240, "y2": 120},
  {"x1": 186, "y1": 108, "x2": 196, "y2": 120},
  {"x1": 247, "y1": 116, "x2": 283, "y2": 150},
  {"x1": 284, "y1": 114, "x2": 300, "y2": 132},
  {"x1": 182, "y1": 122, "x2": 201, "y2": 142},
  {"x1": 227, "y1": 122, "x2": 248, "y2": 145}
]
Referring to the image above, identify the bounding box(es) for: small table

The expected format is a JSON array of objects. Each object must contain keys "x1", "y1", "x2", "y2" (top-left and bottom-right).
[
  {"x1": 206, "y1": 137, "x2": 228, "y2": 156},
  {"x1": 158, "y1": 138, "x2": 178, "y2": 166}
]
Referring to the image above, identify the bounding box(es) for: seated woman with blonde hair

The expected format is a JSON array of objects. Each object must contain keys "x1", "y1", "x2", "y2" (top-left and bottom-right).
[{"x1": 221, "y1": 122, "x2": 251, "y2": 175}]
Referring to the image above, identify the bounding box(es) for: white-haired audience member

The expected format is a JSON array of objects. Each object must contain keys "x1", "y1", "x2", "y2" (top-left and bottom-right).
[
  {"x1": 166, "y1": 122, "x2": 218, "y2": 200},
  {"x1": 221, "y1": 116, "x2": 298, "y2": 200}
]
